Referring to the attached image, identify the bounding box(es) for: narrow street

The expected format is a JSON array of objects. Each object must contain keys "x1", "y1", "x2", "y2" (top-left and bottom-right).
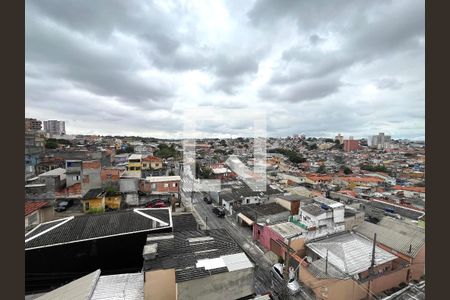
[{"x1": 185, "y1": 191, "x2": 313, "y2": 300}]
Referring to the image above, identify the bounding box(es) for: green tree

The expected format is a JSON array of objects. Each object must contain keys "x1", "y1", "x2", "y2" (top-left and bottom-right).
[
  {"x1": 45, "y1": 139, "x2": 58, "y2": 149},
  {"x1": 343, "y1": 166, "x2": 353, "y2": 175},
  {"x1": 308, "y1": 143, "x2": 318, "y2": 150},
  {"x1": 317, "y1": 165, "x2": 327, "y2": 174}
]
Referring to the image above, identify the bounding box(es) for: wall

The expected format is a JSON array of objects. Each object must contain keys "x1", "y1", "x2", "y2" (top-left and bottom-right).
[
  {"x1": 153, "y1": 180, "x2": 180, "y2": 194},
  {"x1": 82, "y1": 198, "x2": 104, "y2": 213},
  {"x1": 253, "y1": 224, "x2": 284, "y2": 251},
  {"x1": 274, "y1": 198, "x2": 300, "y2": 214},
  {"x1": 144, "y1": 269, "x2": 176, "y2": 300},
  {"x1": 299, "y1": 267, "x2": 368, "y2": 300},
  {"x1": 410, "y1": 247, "x2": 425, "y2": 281},
  {"x1": 344, "y1": 211, "x2": 365, "y2": 230},
  {"x1": 105, "y1": 196, "x2": 121, "y2": 210},
  {"x1": 25, "y1": 227, "x2": 172, "y2": 294},
  {"x1": 25, "y1": 211, "x2": 40, "y2": 228},
  {"x1": 369, "y1": 267, "x2": 409, "y2": 295},
  {"x1": 139, "y1": 180, "x2": 152, "y2": 193},
  {"x1": 120, "y1": 178, "x2": 139, "y2": 193},
  {"x1": 82, "y1": 161, "x2": 102, "y2": 195},
  {"x1": 177, "y1": 268, "x2": 254, "y2": 300}
]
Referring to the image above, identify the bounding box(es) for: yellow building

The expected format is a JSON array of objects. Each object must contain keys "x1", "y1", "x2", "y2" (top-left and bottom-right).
[
  {"x1": 82, "y1": 188, "x2": 121, "y2": 213},
  {"x1": 127, "y1": 154, "x2": 143, "y2": 177}
]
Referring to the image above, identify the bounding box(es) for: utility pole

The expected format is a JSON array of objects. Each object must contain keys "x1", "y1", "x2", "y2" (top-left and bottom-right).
[
  {"x1": 367, "y1": 233, "x2": 377, "y2": 300},
  {"x1": 325, "y1": 250, "x2": 329, "y2": 274},
  {"x1": 282, "y1": 236, "x2": 293, "y2": 299}
]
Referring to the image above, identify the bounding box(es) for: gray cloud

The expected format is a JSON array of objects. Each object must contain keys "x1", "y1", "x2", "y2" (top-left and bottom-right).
[{"x1": 25, "y1": 0, "x2": 424, "y2": 139}]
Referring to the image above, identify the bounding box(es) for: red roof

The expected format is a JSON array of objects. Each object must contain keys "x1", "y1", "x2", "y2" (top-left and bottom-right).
[
  {"x1": 393, "y1": 185, "x2": 425, "y2": 193},
  {"x1": 142, "y1": 155, "x2": 162, "y2": 162},
  {"x1": 338, "y1": 190, "x2": 357, "y2": 197},
  {"x1": 25, "y1": 201, "x2": 49, "y2": 216}
]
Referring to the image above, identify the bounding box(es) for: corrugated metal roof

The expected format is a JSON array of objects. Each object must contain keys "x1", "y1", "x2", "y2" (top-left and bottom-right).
[
  {"x1": 307, "y1": 232, "x2": 397, "y2": 275},
  {"x1": 355, "y1": 221, "x2": 424, "y2": 258},
  {"x1": 222, "y1": 252, "x2": 253, "y2": 272},
  {"x1": 268, "y1": 222, "x2": 304, "y2": 239},
  {"x1": 35, "y1": 269, "x2": 100, "y2": 300},
  {"x1": 91, "y1": 273, "x2": 143, "y2": 300},
  {"x1": 25, "y1": 208, "x2": 171, "y2": 250}
]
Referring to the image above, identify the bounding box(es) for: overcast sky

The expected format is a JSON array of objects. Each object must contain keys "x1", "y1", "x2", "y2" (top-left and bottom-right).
[{"x1": 25, "y1": 0, "x2": 424, "y2": 140}]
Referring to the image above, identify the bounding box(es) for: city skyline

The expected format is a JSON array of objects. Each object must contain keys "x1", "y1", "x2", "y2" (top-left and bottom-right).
[{"x1": 26, "y1": 0, "x2": 424, "y2": 140}]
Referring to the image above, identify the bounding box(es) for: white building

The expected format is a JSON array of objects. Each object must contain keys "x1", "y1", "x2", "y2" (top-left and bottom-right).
[
  {"x1": 294, "y1": 196, "x2": 345, "y2": 240},
  {"x1": 43, "y1": 120, "x2": 66, "y2": 136}
]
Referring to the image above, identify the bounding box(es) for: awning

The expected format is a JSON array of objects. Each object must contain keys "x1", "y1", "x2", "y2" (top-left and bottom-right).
[{"x1": 237, "y1": 213, "x2": 254, "y2": 226}]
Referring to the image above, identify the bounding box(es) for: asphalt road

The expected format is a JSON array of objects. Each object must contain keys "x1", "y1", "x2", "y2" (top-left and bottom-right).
[{"x1": 187, "y1": 191, "x2": 313, "y2": 300}]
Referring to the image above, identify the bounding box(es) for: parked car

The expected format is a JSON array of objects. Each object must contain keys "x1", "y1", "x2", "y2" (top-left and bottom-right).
[
  {"x1": 54, "y1": 200, "x2": 73, "y2": 212},
  {"x1": 271, "y1": 263, "x2": 301, "y2": 295},
  {"x1": 203, "y1": 196, "x2": 212, "y2": 204},
  {"x1": 145, "y1": 199, "x2": 167, "y2": 208},
  {"x1": 212, "y1": 206, "x2": 226, "y2": 218}
]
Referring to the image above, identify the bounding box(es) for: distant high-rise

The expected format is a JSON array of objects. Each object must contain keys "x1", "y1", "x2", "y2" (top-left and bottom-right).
[
  {"x1": 343, "y1": 136, "x2": 360, "y2": 152},
  {"x1": 43, "y1": 120, "x2": 66, "y2": 136},
  {"x1": 368, "y1": 132, "x2": 391, "y2": 149},
  {"x1": 25, "y1": 118, "x2": 42, "y2": 132}
]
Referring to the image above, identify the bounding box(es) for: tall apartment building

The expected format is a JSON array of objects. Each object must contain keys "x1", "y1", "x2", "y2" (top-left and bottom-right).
[
  {"x1": 343, "y1": 136, "x2": 361, "y2": 152},
  {"x1": 43, "y1": 120, "x2": 66, "y2": 136},
  {"x1": 25, "y1": 118, "x2": 42, "y2": 132},
  {"x1": 369, "y1": 132, "x2": 392, "y2": 149}
]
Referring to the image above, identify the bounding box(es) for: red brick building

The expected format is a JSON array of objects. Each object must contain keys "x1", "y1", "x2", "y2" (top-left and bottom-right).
[
  {"x1": 139, "y1": 176, "x2": 181, "y2": 194},
  {"x1": 343, "y1": 139, "x2": 361, "y2": 152}
]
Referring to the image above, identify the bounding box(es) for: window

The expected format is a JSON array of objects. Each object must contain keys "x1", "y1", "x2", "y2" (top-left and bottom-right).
[
  {"x1": 85, "y1": 202, "x2": 90, "y2": 211},
  {"x1": 172, "y1": 183, "x2": 177, "y2": 187},
  {"x1": 164, "y1": 183, "x2": 169, "y2": 188},
  {"x1": 151, "y1": 183, "x2": 156, "y2": 189},
  {"x1": 73, "y1": 175, "x2": 80, "y2": 181}
]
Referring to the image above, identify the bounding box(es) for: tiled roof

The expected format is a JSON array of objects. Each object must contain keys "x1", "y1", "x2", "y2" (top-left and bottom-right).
[
  {"x1": 82, "y1": 188, "x2": 104, "y2": 200},
  {"x1": 172, "y1": 213, "x2": 199, "y2": 232},
  {"x1": 355, "y1": 220, "x2": 424, "y2": 258},
  {"x1": 142, "y1": 155, "x2": 162, "y2": 162},
  {"x1": 235, "y1": 203, "x2": 289, "y2": 220},
  {"x1": 25, "y1": 201, "x2": 49, "y2": 216},
  {"x1": 338, "y1": 176, "x2": 384, "y2": 183},
  {"x1": 25, "y1": 208, "x2": 171, "y2": 250},
  {"x1": 393, "y1": 185, "x2": 425, "y2": 193},
  {"x1": 143, "y1": 229, "x2": 252, "y2": 282}
]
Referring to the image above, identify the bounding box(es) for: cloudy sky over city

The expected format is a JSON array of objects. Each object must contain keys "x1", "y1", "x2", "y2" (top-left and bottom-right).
[{"x1": 25, "y1": 0, "x2": 425, "y2": 140}]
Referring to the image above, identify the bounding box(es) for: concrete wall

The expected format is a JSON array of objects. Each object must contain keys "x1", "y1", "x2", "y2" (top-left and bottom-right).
[
  {"x1": 144, "y1": 269, "x2": 176, "y2": 300},
  {"x1": 177, "y1": 268, "x2": 254, "y2": 300},
  {"x1": 300, "y1": 267, "x2": 368, "y2": 300},
  {"x1": 344, "y1": 211, "x2": 365, "y2": 230},
  {"x1": 411, "y1": 246, "x2": 425, "y2": 281},
  {"x1": 120, "y1": 178, "x2": 139, "y2": 193},
  {"x1": 125, "y1": 193, "x2": 139, "y2": 206},
  {"x1": 82, "y1": 161, "x2": 102, "y2": 195},
  {"x1": 253, "y1": 224, "x2": 284, "y2": 251}
]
